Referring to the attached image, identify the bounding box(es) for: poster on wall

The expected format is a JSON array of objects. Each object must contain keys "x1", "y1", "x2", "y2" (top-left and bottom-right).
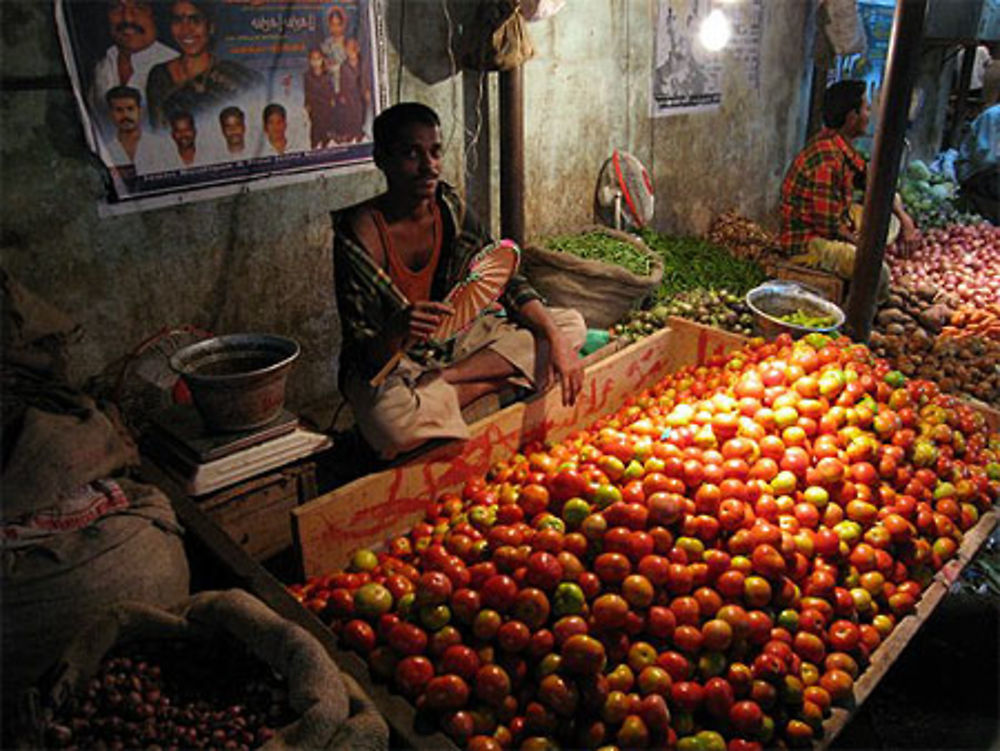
[
  {"x1": 55, "y1": 0, "x2": 386, "y2": 206},
  {"x1": 832, "y1": 1, "x2": 894, "y2": 93},
  {"x1": 729, "y1": 0, "x2": 763, "y2": 92},
  {"x1": 651, "y1": 0, "x2": 762, "y2": 118},
  {"x1": 829, "y1": 0, "x2": 896, "y2": 147}
]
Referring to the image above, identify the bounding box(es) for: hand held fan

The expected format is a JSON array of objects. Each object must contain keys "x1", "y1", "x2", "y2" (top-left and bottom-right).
[{"x1": 369, "y1": 240, "x2": 521, "y2": 388}]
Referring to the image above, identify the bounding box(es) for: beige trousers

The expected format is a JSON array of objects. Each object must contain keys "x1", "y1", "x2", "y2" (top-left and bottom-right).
[
  {"x1": 791, "y1": 237, "x2": 891, "y2": 303},
  {"x1": 344, "y1": 308, "x2": 587, "y2": 460}
]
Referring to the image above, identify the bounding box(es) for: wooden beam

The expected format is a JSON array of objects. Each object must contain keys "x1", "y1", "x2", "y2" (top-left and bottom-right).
[
  {"x1": 846, "y1": 0, "x2": 927, "y2": 342},
  {"x1": 948, "y1": 42, "x2": 977, "y2": 148},
  {"x1": 499, "y1": 66, "x2": 525, "y2": 246},
  {"x1": 807, "y1": 62, "x2": 830, "y2": 138}
]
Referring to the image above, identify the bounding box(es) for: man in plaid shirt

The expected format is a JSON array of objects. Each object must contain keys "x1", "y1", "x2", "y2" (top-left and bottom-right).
[{"x1": 780, "y1": 80, "x2": 916, "y2": 294}]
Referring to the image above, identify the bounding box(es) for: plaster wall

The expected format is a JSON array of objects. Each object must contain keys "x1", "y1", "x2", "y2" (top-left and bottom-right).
[{"x1": 0, "y1": 0, "x2": 813, "y2": 416}]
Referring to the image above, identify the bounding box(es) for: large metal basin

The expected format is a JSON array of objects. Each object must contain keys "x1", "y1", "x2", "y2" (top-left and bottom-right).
[
  {"x1": 169, "y1": 333, "x2": 300, "y2": 432},
  {"x1": 746, "y1": 282, "x2": 845, "y2": 340}
]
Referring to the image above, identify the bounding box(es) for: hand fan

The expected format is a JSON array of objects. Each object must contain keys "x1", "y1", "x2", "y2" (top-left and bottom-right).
[
  {"x1": 369, "y1": 240, "x2": 521, "y2": 387},
  {"x1": 432, "y1": 239, "x2": 520, "y2": 342}
]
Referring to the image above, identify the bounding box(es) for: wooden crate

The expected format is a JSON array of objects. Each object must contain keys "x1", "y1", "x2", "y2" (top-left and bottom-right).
[
  {"x1": 820, "y1": 508, "x2": 998, "y2": 749},
  {"x1": 146, "y1": 319, "x2": 1000, "y2": 751},
  {"x1": 153, "y1": 453, "x2": 998, "y2": 751},
  {"x1": 292, "y1": 318, "x2": 747, "y2": 577},
  {"x1": 197, "y1": 462, "x2": 317, "y2": 561}
]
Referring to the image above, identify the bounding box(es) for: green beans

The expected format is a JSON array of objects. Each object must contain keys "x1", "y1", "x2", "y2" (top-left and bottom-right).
[
  {"x1": 638, "y1": 230, "x2": 767, "y2": 299},
  {"x1": 544, "y1": 232, "x2": 652, "y2": 276},
  {"x1": 776, "y1": 309, "x2": 838, "y2": 328}
]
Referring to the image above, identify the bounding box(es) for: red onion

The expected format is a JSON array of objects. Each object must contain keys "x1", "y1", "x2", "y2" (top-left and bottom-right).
[{"x1": 888, "y1": 223, "x2": 1000, "y2": 306}]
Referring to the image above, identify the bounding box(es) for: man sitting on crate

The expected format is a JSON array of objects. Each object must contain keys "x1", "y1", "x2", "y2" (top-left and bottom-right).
[
  {"x1": 779, "y1": 80, "x2": 918, "y2": 299},
  {"x1": 332, "y1": 102, "x2": 586, "y2": 460}
]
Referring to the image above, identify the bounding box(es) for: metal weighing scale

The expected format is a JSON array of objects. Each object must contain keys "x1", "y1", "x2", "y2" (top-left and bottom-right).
[{"x1": 145, "y1": 403, "x2": 332, "y2": 496}]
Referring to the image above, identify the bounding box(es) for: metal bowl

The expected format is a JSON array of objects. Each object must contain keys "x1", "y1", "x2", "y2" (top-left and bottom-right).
[
  {"x1": 746, "y1": 281, "x2": 845, "y2": 340},
  {"x1": 169, "y1": 333, "x2": 300, "y2": 432}
]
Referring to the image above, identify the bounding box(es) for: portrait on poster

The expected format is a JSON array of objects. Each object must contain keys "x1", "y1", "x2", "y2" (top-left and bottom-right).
[
  {"x1": 652, "y1": 0, "x2": 722, "y2": 116},
  {"x1": 56, "y1": 0, "x2": 386, "y2": 203}
]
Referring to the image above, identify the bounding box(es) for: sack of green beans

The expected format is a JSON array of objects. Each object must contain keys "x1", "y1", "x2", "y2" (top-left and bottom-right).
[{"x1": 522, "y1": 226, "x2": 663, "y2": 329}]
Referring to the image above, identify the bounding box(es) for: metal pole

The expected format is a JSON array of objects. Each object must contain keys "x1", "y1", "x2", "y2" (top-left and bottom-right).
[
  {"x1": 845, "y1": 0, "x2": 927, "y2": 342},
  {"x1": 499, "y1": 66, "x2": 525, "y2": 246}
]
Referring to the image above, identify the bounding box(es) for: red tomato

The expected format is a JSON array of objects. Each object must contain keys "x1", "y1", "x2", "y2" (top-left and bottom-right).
[
  {"x1": 394, "y1": 655, "x2": 435, "y2": 698},
  {"x1": 827, "y1": 619, "x2": 861, "y2": 652},
  {"x1": 342, "y1": 619, "x2": 376, "y2": 653},
  {"x1": 729, "y1": 698, "x2": 765, "y2": 735},
  {"x1": 480, "y1": 574, "x2": 519, "y2": 612},
  {"x1": 422, "y1": 673, "x2": 471, "y2": 712},
  {"x1": 670, "y1": 680, "x2": 704, "y2": 712},
  {"x1": 594, "y1": 552, "x2": 632, "y2": 585},
  {"x1": 387, "y1": 621, "x2": 428, "y2": 656},
  {"x1": 474, "y1": 664, "x2": 512, "y2": 707}
]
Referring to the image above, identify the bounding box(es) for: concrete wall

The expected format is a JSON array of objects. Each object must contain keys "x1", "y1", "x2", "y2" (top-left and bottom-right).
[
  {"x1": 0, "y1": 0, "x2": 813, "y2": 418},
  {"x1": 524, "y1": 1, "x2": 814, "y2": 238}
]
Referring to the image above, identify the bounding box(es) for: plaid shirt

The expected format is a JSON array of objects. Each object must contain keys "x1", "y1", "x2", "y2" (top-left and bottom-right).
[
  {"x1": 332, "y1": 182, "x2": 542, "y2": 384},
  {"x1": 780, "y1": 128, "x2": 866, "y2": 254}
]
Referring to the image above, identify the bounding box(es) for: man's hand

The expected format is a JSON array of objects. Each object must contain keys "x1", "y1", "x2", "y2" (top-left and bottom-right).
[
  {"x1": 898, "y1": 213, "x2": 919, "y2": 254},
  {"x1": 407, "y1": 300, "x2": 454, "y2": 340},
  {"x1": 893, "y1": 193, "x2": 920, "y2": 254},
  {"x1": 515, "y1": 298, "x2": 584, "y2": 407},
  {"x1": 389, "y1": 300, "x2": 454, "y2": 345},
  {"x1": 549, "y1": 330, "x2": 584, "y2": 407}
]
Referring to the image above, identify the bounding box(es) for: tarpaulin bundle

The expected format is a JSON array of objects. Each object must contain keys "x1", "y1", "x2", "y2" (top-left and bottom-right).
[{"x1": 462, "y1": 0, "x2": 535, "y2": 72}]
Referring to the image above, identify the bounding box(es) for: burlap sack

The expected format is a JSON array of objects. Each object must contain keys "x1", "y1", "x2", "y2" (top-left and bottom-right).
[
  {"x1": 2, "y1": 478, "x2": 190, "y2": 693},
  {"x1": 522, "y1": 227, "x2": 664, "y2": 329},
  {"x1": 1, "y1": 268, "x2": 139, "y2": 523},
  {"x1": 1, "y1": 401, "x2": 139, "y2": 523},
  {"x1": 42, "y1": 589, "x2": 388, "y2": 751}
]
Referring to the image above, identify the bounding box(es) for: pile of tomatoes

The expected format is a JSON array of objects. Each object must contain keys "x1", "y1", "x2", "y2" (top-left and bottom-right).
[{"x1": 291, "y1": 333, "x2": 1000, "y2": 751}]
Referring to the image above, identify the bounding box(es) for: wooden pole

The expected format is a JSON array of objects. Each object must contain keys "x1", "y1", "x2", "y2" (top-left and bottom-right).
[
  {"x1": 807, "y1": 63, "x2": 830, "y2": 138},
  {"x1": 948, "y1": 42, "x2": 976, "y2": 148},
  {"x1": 463, "y1": 71, "x2": 492, "y2": 232},
  {"x1": 499, "y1": 66, "x2": 525, "y2": 246},
  {"x1": 845, "y1": 0, "x2": 927, "y2": 343}
]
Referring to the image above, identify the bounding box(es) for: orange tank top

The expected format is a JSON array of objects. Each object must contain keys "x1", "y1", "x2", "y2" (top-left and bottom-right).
[{"x1": 373, "y1": 205, "x2": 443, "y2": 303}]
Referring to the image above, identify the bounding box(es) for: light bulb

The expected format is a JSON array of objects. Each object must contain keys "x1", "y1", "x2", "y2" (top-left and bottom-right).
[{"x1": 699, "y1": 9, "x2": 732, "y2": 52}]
